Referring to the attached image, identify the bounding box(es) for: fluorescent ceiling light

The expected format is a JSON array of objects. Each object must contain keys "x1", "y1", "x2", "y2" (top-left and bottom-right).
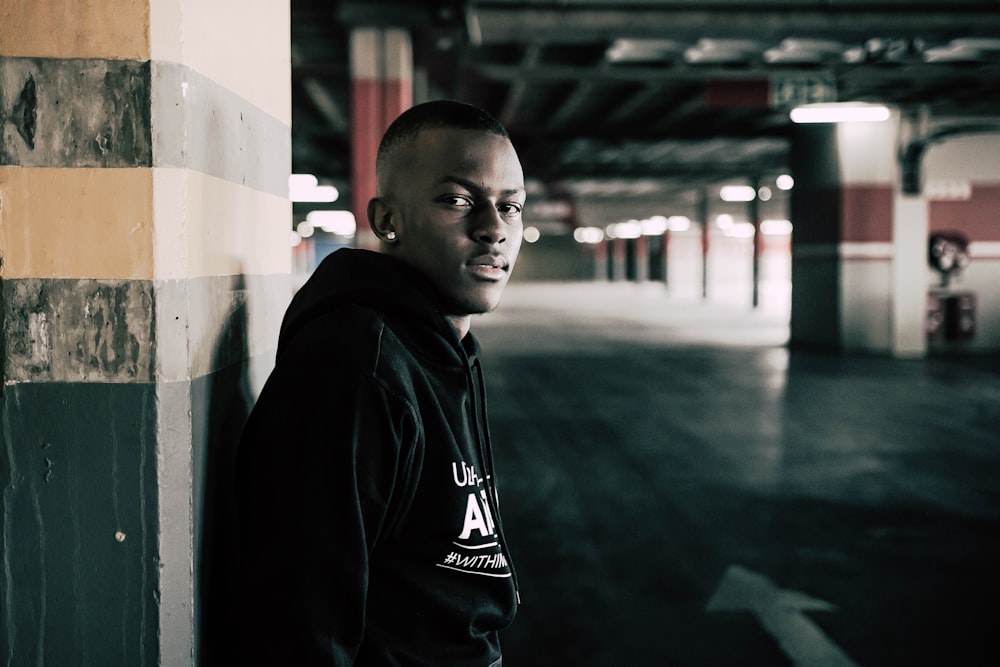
[
  {"x1": 790, "y1": 103, "x2": 891, "y2": 123},
  {"x1": 720, "y1": 185, "x2": 756, "y2": 202},
  {"x1": 715, "y1": 214, "x2": 735, "y2": 229},
  {"x1": 667, "y1": 216, "x2": 691, "y2": 232},
  {"x1": 295, "y1": 220, "x2": 315, "y2": 238},
  {"x1": 685, "y1": 38, "x2": 763, "y2": 64},
  {"x1": 606, "y1": 38, "x2": 684, "y2": 63},
  {"x1": 607, "y1": 220, "x2": 642, "y2": 239},
  {"x1": 306, "y1": 210, "x2": 357, "y2": 236},
  {"x1": 761, "y1": 219, "x2": 793, "y2": 235},
  {"x1": 289, "y1": 173, "x2": 340, "y2": 202},
  {"x1": 574, "y1": 227, "x2": 605, "y2": 244},
  {"x1": 641, "y1": 216, "x2": 669, "y2": 236}
]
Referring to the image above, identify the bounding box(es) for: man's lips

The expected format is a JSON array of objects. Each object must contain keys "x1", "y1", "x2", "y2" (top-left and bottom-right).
[
  {"x1": 467, "y1": 254, "x2": 509, "y2": 279},
  {"x1": 467, "y1": 254, "x2": 508, "y2": 270}
]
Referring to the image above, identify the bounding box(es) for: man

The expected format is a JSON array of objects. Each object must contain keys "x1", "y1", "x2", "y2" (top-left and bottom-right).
[{"x1": 236, "y1": 100, "x2": 525, "y2": 666}]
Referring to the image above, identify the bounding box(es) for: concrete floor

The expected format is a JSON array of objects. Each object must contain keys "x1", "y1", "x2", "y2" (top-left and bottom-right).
[{"x1": 473, "y1": 282, "x2": 1000, "y2": 667}]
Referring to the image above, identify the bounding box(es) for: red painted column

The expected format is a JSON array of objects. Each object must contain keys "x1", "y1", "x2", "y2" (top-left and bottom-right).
[
  {"x1": 350, "y1": 28, "x2": 413, "y2": 249},
  {"x1": 698, "y1": 189, "x2": 710, "y2": 300}
]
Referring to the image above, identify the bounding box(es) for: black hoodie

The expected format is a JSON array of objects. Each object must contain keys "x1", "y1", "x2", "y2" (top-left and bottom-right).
[{"x1": 236, "y1": 249, "x2": 518, "y2": 666}]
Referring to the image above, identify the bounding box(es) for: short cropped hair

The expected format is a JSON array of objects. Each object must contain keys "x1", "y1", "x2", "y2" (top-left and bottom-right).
[{"x1": 376, "y1": 100, "x2": 509, "y2": 186}]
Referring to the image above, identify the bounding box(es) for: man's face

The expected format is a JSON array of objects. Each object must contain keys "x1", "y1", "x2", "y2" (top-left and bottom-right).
[{"x1": 381, "y1": 128, "x2": 525, "y2": 318}]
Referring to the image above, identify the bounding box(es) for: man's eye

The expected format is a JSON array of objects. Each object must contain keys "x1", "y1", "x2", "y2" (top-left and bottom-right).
[
  {"x1": 499, "y1": 203, "x2": 523, "y2": 217},
  {"x1": 441, "y1": 195, "x2": 473, "y2": 207}
]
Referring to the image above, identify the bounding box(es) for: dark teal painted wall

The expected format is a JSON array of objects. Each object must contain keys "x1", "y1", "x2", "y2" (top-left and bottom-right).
[{"x1": 1, "y1": 382, "x2": 159, "y2": 665}]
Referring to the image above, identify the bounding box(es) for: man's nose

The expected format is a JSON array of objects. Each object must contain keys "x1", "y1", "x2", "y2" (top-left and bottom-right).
[{"x1": 471, "y1": 205, "x2": 506, "y2": 244}]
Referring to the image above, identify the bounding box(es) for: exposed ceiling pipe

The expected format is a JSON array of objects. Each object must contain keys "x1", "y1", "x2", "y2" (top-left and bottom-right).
[{"x1": 900, "y1": 123, "x2": 1000, "y2": 195}]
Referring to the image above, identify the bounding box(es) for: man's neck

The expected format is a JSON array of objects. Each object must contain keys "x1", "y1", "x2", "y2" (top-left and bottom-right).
[{"x1": 447, "y1": 315, "x2": 471, "y2": 340}]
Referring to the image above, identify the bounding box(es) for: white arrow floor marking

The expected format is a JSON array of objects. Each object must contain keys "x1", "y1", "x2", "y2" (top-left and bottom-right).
[{"x1": 706, "y1": 565, "x2": 860, "y2": 667}]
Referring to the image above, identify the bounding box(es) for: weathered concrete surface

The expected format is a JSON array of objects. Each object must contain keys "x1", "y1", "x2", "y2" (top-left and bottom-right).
[
  {"x1": 0, "y1": 381, "x2": 160, "y2": 666},
  {"x1": 152, "y1": 62, "x2": 291, "y2": 197},
  {"x1": 154, "y1": 274, "x2": 289, "y2": 384},
  {"x1": 0, "y1": 57, "x2": 151, "y2": 168},
  {"x1": 0, "y1": 56, "x2": 288, "y2": 191},
  {"x1": 3, "y1": 278, "x2": 155, "y2": 383}
]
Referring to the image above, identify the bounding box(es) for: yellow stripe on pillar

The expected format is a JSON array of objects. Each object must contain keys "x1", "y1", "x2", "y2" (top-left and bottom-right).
[
  {"x1": 0, "y1": 166, "x2": 154, "y2": 280},
  {"x1": 0, "y1": 0, "x2": 150, "y2": 60}
]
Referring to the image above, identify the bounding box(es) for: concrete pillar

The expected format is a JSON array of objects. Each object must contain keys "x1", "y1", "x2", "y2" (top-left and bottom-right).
[
  {"x1": 0, "y1": 2, "x2": 291, "y2": 665},
  {"x1": 593, "y1": 239, "x2": 608, "y2": 281},
  {"x1": 610, "y1": 236, "x2": 626, "y2": 281},
  {"x1": 698, "y1": 189, "x2": 710, "y2": 300},
  {"x1": 648, "y1": 233, "x2": 668, "y2": 285},
  {"x1": 923, "y1": 132, "x2": 1000, "y2": 352},
  {"x1": 350, "y1": 28, "x2": 413, "y2": 249},
  {"x1": 893, "y1": 183, "x2": 930, "y2": 358},
  {"x1": 634, "y1": 235, "x2": 649, "y2": 282},
  {"x1": 790, "y1": 115, "x2": 902, "y2": 353},
  {"x1": 749, "y1": 177, "x2": 762, "y2": 308}
]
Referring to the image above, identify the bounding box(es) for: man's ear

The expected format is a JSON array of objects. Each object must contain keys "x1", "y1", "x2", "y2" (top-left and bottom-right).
[{"x1": 367, "y1": 197, "x2": 397, "y2": 242}]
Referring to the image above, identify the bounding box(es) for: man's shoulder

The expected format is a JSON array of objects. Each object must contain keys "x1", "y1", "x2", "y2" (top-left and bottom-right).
[{"x1": 283, "y1": 301, "x2": 386, "y2": 356}]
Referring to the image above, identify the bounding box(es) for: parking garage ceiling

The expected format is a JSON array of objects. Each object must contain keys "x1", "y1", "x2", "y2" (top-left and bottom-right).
[{"x1": 291, "y1": 0, "x2": 1000, "y2": 205}]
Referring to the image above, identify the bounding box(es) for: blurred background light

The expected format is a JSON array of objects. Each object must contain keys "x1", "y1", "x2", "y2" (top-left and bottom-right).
[
  {"x1": 605, "y1": 38, "x2": 685, "y2": 64},
  {"x1": 667, "y1": 216, "x2": 691, "y2": 232},
  {"x1": 574, "y1": 226, "x2": 605, "y2": 244},
  {"x1": 720, "y1": 185, "x2": 756, "y2": 202},
  {"x1": 296, "y1": 220, "x2": 315, "y2": 238},
  {"x1": 761, "y1": 218, "x2": 794, "y2": 235},
  {"x1": 790, "y1": 102, "x2": 891, "y2": 123},
  {"x1": 641, "y1": 216, "x2": 669, "y2": 236},
  {"x1": 289, "y1": 173, "x2": 340, "y2": 202},
  {"x1": 715, "y1": 214, "x2": 735, "y2": 230},
  {"x1": 306, "y1": 210, "x2": 357, "y2": 236},
  {"x1": 612, "y1": 220, "x2": 642, "y2": 239}
]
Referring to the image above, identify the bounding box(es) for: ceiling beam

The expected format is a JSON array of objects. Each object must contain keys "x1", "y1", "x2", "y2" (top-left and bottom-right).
[
  {"x1": 474, "y1": 61, "x2": 1000, "y2": 86},
  {"x1": 498, "y1": 43, "x2": 542, "y2": 126},
  {"x1": 545, "y1": 63, "x2": 610, "y2": 131},
  {"x1": 476, "y1": 6, "x2": 1000, "y2": 44}
]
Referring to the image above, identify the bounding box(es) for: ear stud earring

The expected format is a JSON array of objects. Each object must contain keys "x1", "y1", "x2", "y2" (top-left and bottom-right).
[{"x1": 386, "y1": 230, "x2": 397, "y2": 240}]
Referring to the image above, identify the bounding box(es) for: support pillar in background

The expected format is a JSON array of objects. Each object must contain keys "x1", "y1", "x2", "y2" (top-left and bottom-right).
[
  {"x1": 610, "y1": 236, "x2": 627, "y2": 281},
  {"x1": 893, "y1": 128, "x2": 931, "y2": 358},
  {"x1": 350, "y1": 27, "x2": 413, "y2": 249},
  {"x1": 698, "y1": 189, "x2": 710, "y2": 300},
  {"x1": 593, "y1": 239, "x2": 608, "y2": 281},
  {"x1": 647, "y1": 232, "x2": 669, "y2": 285},
  {"x1": 0, "y1": 2, "x2": 291, "y2": 664},
  {"x1": 633, "y1": 235, "x2": 649, "y2": 282},
  {"x1": 790, "y1": 113, "x2": 920, "y2": 355},
  {"x1": 749, "y1": 177, "x2": 762, "y2": 308}
]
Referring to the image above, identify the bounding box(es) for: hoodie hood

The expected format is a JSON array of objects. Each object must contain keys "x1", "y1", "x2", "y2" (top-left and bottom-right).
[{"x1": 278, "y1": 248, "x2": 468, "y2": 366}]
